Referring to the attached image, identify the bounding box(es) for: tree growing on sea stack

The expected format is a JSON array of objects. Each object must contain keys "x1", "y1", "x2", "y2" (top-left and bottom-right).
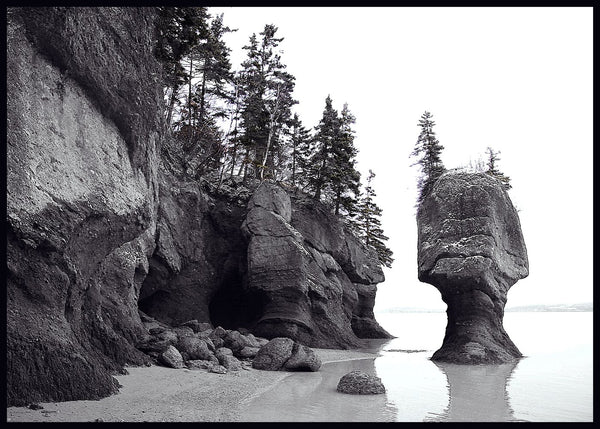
[
  {"x1": 485, "y1": 146, "x2": 512, "y2": 190},
  {"x1": 411, "y1": 111, "x2": 446, "y2": 204},
  {"x1": 356, "y1": 170, "x2": 394, "y2": 268}
]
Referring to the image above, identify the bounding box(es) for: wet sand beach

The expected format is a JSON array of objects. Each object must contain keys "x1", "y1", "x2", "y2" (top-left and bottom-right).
[{"x1": 6, "y1": 348, "x2": 378, "y2": 422}]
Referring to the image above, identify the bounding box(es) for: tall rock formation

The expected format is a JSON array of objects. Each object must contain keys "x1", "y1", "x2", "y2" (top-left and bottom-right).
[
  {"x1": 6, "y1": 7, "x2": 162, "y2": 406},
  {"x1": 417, "y1": 171, "x2": 528, "y2": 364},
  {"x1": 6, "y1": 7, "x2": 391, "y2": 407},
  {"x1": 137, "y1": 171, "x2": 251, "y2": 328},
  {"x1": 241, "y1": 182, "x2": 392, "y2": 349}
]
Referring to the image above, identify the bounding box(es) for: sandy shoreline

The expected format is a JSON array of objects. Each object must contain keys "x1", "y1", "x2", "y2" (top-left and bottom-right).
[{"x1": 6, "y1": 348, "x2": 379, "y2": 422}]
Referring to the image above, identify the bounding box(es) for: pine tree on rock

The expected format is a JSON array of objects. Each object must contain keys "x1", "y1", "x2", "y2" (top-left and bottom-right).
[
  {"x1": 485, "y1": 146, "x2": 512, "y2": 190},
  {"x1": 287, "y1": 113, "x2": 313, "y2": 188},
  {"x1": 330, "y1": 103, "x2": 361, "y2": 216},
  {"x1": 307, "y1": 96, "x2": 361, "y2": 216},
  {"x1": 155, "y1": 7, "x2": 210, "y2": 129},
  {"x1": 191, "y1": 13, "x2": 236, "y2": 128},
  {"x1": 357, "y1": 170, "x2": 394, "y2": 268},
  {"x1": 306, "y1": 95, "x2": 338, "y2": 200},
  {"x1": 238, "y1": 24, "x2": 297, "y2": 180},
  {"x1": 175, "y1": 13, "x2": 237, "y2": 177},
  {"x1": 411, "y1": 111, "x2": 446, "y2": 204}
]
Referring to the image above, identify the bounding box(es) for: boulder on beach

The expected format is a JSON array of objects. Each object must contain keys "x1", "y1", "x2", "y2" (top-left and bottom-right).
[
  {"x1": 336, "y1": 370, "x2": 385, "y2": 395},
  {"x1": 210, "y1": 326, "x2": 228, "y2": 340},
  {"x1": 219, "y1": 355, "x2": 242, "y2": 371},
  {"x1": 252, "y1": 338, "x2": 295, "y2": 371},
  {"x1": 238, "y1": 346, "x2": 260, "y2": 359},
  {"x1": 284, "y1": 343, "x2": 322, "y2": 372},
  {"x1": 208, "y1": 363, "x2": 227, "y2": 374},
  {"x1": 173, "y1": 326, "x2": 195, "y2": 339},
  {"x1": 223, "y1": 330, "x2": 252, "y2": 353},
  {"x1": 186, "y1": 359, "x2": 217, "y2": 370},
  {"x1": 177, "y1": 336, "x2": 214, "y2": 361},
  {"x1": 179, "y1": 320, "x2": 212, "y2": 333},
  {"x1": 214, "y1": 347, "x2": 234, "y2": 364},
  {"x1": 252, "y1": 337, "x2": 321, "y2": 372},
  {"x1": 159, "y1": 345, "x2": 184, "y2": 369}
]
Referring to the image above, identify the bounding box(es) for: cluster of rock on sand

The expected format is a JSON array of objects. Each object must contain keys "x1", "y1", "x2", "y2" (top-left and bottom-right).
[
  {"x1": 136, "y1": 312, "x2": 322, "y2": 375},
  {"x1": 137, "y1": 311, "x2": 385, "y2": 395}
]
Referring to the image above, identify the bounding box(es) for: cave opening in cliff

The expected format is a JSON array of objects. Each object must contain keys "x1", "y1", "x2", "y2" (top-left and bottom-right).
[
  {"x1": 209, "y1": 276, "x2": 268, "y2": 331},
  {"x1": 138, "y1": 289, "x2": 173, "y2": 322}
]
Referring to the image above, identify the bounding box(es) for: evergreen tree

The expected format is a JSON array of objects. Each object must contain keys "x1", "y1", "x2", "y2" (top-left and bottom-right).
[
  {"x1": 356, "y1": 170, "x2": 394, "y2": 268},
  {"x1": 189, "y1": 13, "x2": 236, "y2": 128},
  {"x1": 306, "y1": 95, "x2": 339, "y2": 200},
  {"x1": 485, "y1": 147, "x2": 512, "y2": 190},
  {"x1": 172, "y1": 13, "x2": 236, "y2": 177},
  {"x1": 307, "y1": 97, "x2": 361, "y2": 215},
  {"x1": 237, "y1": 24, "x2": 297, "y2": 180},
  {"x1": 330, "y1": 103, "x2": 361, "y2": 216},
  {"x1": 155, "y1": 7, "x2": 209, "y2": 128},
  {"x1": 287, "y1": 113, "x2": 312, "y2": 187},
  {"x1": 411, "y1": 111, "x2": 446, "y2": 204}
]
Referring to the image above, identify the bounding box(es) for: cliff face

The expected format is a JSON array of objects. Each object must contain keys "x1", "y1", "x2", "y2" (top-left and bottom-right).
[
  {"x1": 417, "y1": 171, "x2": 529, "y2": 363},
  {"x1": 7, "y1": 8, "x2": 162, "y2": 406},
  {"x1": 6, "y1": 8, "x2": 390, "y2": 407},
  {"x1": 241, "y1": 182, "x2": 391, "y2": 348},
  {"x1": 139, "y1": 177, "x2": 391, "y2": 349}
]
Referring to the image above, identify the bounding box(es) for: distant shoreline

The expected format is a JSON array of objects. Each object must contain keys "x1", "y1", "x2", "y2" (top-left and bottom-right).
[{"x1": 376, "y1": 303, "x2": 593, "y2": 314}]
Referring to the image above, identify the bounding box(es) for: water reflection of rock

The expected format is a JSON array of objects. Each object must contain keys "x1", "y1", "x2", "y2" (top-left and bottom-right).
[
  {"x1": 241, "y1": 358, "x2": 398, "y2": 422},
  {"x1": 426, "y1": 360, "x2": 521, "y2": 422}
]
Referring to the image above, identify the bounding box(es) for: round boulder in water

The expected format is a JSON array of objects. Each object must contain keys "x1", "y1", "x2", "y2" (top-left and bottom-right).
[{"x1": 337, "y1": 370, "x2": 385, "y2": 394}]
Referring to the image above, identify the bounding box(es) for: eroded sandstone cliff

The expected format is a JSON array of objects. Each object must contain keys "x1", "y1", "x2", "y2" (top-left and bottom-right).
[
  {"x1": 6, "y1": 7, "x2": 390, "y2": 407},
  {"x1": 241, "y1": 182, "x2": 391, "y2": 348},
  {"x1": 7, "y1": 7, "x2": 162, "y2": 406},
  {"x1": 417, "y1": 171, "x2": 529, "y2": 363}
]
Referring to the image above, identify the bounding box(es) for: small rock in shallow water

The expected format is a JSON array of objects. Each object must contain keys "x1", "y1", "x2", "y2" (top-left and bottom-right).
[{"x1": 337, "y1": 370, "x2": 385, "y2": 395}]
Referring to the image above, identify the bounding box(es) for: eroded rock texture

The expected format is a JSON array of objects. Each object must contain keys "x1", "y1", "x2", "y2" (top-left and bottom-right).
[
  {"x1": 138, "y1": 171, "x2": 253, "y2": 328},
  {"x1": 6, "y1": 7, "x2": 162, "y2": 406},
  {"x1": 417, "y1": 172, "x2": 529, "y2": 363},
  {"x1": 242, "y1": 182, "x2": 392, "y2": 349},
  {"x1": 6, "y1": 7, "x2": 392, "y2": 407}
]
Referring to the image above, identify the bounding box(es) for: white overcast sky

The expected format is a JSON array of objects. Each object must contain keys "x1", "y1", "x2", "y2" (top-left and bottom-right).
[{"x1": 209, "y1": 7, "x2": 593, "y2": 310}]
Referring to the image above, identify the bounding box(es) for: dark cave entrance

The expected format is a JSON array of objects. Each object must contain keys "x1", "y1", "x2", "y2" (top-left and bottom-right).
[
  {"x1": 138, "y1": 289, "x2": 172, "y2": 320},
  {"x1": 137, "y1": 252, "x2": 267, "y2": 330},
  {"x1": 208, "y1": 274, "x2": 268, "y2": 331}
]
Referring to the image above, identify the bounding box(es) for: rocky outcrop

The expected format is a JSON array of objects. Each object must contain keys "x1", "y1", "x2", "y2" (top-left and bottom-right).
[
  {"x1": 6, "y1": 7, "x2": 391, "y2": 407},
  {"x1": 252, "y1": 337, "x2": 322, "y2": 372},
  {"x1": 417, "y1": 171, "x2": 529, "y2": 363},
  {"x1": 337, "y1": 371, "x2": 386, "y2": 395},
  {"x1": 137, "y1": 171, "x2": 252, "y2": 327},
  {"x1": 242, "y1": 182, "x2": 391, "y2": 348},
  {"x1": 7, "y1": 7, "x2": 162, "y2": 406}
]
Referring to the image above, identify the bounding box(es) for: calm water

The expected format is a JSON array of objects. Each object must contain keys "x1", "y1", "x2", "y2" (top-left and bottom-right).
[{"x1": 240, "y1": 312, "x2": 593, "y2": 422}]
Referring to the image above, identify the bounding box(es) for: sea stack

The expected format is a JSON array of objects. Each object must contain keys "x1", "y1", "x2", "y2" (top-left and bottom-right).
[
  {"x1": 417, "y1": 171, "x2": 529, "y2": 364},
  {"x1": 241, "y1": 181, "x2": 392, "y2": 349}
]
